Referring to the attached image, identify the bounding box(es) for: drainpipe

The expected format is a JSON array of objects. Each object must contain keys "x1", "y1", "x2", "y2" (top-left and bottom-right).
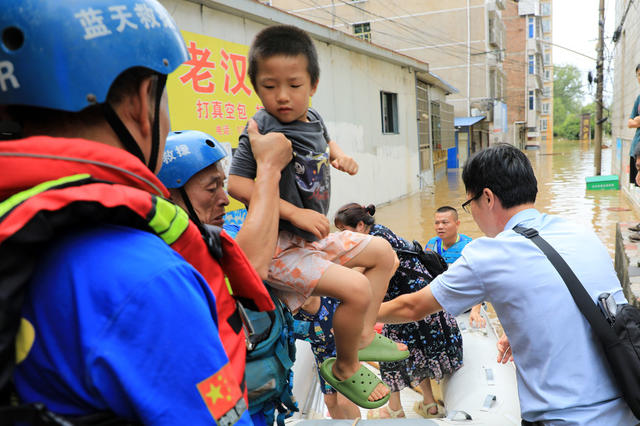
[
  {"x1": 427, "y1": 84, "x2": 434, "y2": 183},
  {"x1": 523, "y1": 15, "x2": 528, "y2": 148},
  {"x1": 467, "y1": 0, "x2": 471, "y2": 116}
]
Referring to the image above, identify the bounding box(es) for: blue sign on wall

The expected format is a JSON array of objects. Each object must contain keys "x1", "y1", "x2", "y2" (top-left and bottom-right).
[{"x1": 617, "y1": 138, "x2": 622, "y2": 163}]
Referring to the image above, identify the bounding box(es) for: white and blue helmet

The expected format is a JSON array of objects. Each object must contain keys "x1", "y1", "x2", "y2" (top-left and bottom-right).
[
  {"x1": 0, "y1": 0, "x2": 188, "y2": 111},
  {"x1": 158, "y1": 130, "x2": 228, "y2": 189},
  {"x1": 0, "y1": 0, "x2": 190, "y2": 173}
]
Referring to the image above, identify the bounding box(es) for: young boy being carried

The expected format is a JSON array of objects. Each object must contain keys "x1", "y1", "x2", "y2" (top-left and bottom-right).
[{"x1": 228, "y1": 25, "x2": 408, "y2": 409}]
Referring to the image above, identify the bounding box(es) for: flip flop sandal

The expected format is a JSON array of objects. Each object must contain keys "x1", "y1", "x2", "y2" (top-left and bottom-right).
[
  {"x1": 358, "y1": 333, "x2": 410, "y2": 362},
  {"x1": 367, "y1": 405, "x2": 406, "y2": 419},
  {"x1": 414, "y1": 401, "x2": 445, "y2": 419},
  {"x1": 319, "y1": 357, "x2": 390, "y2": 409},
  {"x1": 629, "y1": 224, "x2": 640, "y2": 232},
  {"x1": 630, "y1": 233, "x2": 640, "y2": 242}
]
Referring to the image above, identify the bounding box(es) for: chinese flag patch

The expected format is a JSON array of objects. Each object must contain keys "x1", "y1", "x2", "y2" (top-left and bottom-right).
[{"x1": 197, "y1": 362, "x2": 243, "y2": 421}]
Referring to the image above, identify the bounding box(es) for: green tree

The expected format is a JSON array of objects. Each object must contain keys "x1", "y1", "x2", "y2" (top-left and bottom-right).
[{"x1": 553, "y1": 65, "x2": 586, "y2": 139}]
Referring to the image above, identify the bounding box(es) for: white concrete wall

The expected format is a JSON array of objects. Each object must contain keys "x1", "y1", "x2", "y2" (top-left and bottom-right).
[
  {"x1": 612, "y1": 0, "x2": 640, "y2": 199},
  {"x1": 161, "y1": 0, "x2": 422, "y2": 217}
]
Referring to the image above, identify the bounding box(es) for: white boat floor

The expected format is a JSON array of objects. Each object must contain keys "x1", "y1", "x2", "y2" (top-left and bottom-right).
[
  {"x1": 289, "y1": 363, "x2": 431, "y2": 421},
  {"x1": 287, "y1": 309, "x2": 521, "y2": 425}
]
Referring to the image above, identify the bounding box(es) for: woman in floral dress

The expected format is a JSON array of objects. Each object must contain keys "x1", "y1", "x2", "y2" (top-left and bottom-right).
[{"x1": 334, "y1": 203, "x2": 463, "y2": 419}]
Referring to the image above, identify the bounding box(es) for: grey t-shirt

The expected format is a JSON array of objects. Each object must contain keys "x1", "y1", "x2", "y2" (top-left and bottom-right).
[{"x1": 230, "y1": 108, "x2": 331, "y2": 241}]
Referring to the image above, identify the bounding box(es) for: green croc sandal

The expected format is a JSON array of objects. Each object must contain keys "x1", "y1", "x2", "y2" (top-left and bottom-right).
[
  {"x1": 319, "y1": 358, "x2": 391, "y2": 409},
  {"x1": 358, "y1": 333, "x2": 410, "y2": 362}
]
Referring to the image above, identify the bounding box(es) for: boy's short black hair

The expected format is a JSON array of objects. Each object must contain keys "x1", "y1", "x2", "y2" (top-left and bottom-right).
[
  {"x1": 462, "y1": 144, "x2": 537, "y2": 209},
  {"x1": 248, "y1": 25, "x2": 320, "y2": 89}
]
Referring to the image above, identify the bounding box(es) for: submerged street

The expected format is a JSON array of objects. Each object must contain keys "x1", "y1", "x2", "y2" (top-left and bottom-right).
[{"x1": 375, "y1": 139, "x2": 638, "y2": 257}]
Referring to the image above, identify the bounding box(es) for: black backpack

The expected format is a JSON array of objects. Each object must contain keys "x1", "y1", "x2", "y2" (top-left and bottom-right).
[{"x1": 394, "y1": 239, "x2": 448, "y2": 278}]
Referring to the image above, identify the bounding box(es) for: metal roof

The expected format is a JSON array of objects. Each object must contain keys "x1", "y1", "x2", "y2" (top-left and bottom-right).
[{"x1": 455, "y1": 116, "x2": 486, "y2": 127}]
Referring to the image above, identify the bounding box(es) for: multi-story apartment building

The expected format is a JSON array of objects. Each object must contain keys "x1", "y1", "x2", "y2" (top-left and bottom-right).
[
  {"x1": 268, "y1": 0, "x2": 508, "y2": 152},
  {"x1": 503, "y1": 0, "x2": 552, "y2": 149},
  {"x1": 540, "y1": 0, "x2": 554, "y2": 147}
]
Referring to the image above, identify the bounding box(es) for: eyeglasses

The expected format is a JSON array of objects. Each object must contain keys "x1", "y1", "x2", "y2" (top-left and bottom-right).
[{"x1": 461, "y1": 193, "x2": 482, "y2": 213}]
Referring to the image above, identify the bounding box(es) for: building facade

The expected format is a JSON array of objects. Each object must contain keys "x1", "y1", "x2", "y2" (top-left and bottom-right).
[
  {"x1": 612, "y1": 0, "x2": 640, "y2": 202},
  {"x1": 158, "y1": 0, "x2": 455, "y2": 212},
  {"x1": 269, "y1": 0, "x2": 508, "y2": 149},
  {"x1": 503, "y1": 0, "x2": 553, "y2": 149},
  {"x1": 540, "y1": 0, "x2": 554, "y2": 147}
]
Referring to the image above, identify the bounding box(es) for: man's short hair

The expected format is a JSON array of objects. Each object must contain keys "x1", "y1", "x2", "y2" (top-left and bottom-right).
[
  {"x1": 436, "y1": 206, "x2": 458, "y2": 221},
  {"x1": 248, "y1": 25, "x2": 320, "y2": 89},
  {"x1": 462, "y1": 144, "x2": 537, "y2": 209}
]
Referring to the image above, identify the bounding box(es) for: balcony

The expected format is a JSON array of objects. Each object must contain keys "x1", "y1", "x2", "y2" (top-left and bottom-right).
[
  {"x1": 527, "y1": 37, "x2": 542, "y2": 54},
  {"x1": 487, "y1": 50, "x2": 505, "y2": 67},
  {"x1": 528, "y1": 73, "x2": 543, "y2": 91},
  {"x1": 488, "y1": 0, "x2": 506, "y2": 11}
]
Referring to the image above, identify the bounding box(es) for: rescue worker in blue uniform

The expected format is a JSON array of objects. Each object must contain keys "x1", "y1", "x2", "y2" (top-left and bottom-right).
[{"x1": 0, "y1": 0, "x2": 292, "y2": 424}]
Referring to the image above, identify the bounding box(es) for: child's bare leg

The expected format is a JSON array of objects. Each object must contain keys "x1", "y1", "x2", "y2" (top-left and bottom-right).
[
  {"x1": 417, "y1": 379, "x2": 439, "y2": 415},
  {"x1": 314, "y1": 264, "x2": 388, "y2": 402},
  {"x1": 325, "y1": 392, "x2": 361, "y2": 419},
  {"x1": 344, "y1": 236, "x2": 400, "y2": 347},
  {"x1": 388, "y1": 391, "x2": 403, "y2": 412}
]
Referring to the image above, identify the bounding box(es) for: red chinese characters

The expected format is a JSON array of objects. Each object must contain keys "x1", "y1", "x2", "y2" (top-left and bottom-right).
[
  {"x1": 180, "y1": 41, "x2": 216, "y2": 93},
  {"x1": 220, "y1": 49, "x2": 252, "y2": 96}
]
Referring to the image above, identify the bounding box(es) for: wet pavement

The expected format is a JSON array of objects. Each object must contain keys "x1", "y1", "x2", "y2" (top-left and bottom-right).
[{"x1": 373, "y1": 139, "x2": 639, "y2": 257}]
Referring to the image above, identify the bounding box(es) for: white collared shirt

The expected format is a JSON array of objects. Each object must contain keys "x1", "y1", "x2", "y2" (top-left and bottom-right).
[{"x1": 430, "y1": 208, "x2": 636, "y2": 425}]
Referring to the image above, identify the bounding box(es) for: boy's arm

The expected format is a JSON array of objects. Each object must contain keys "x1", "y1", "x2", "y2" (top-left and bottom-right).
[
  {"x1": 328, "y1": 140, "x2": 358, "y2": 175},
  {"x1": 231, "y1": 120, "x2": 291, "y2": 278},
  {"x1": 229, "y1": 176, "x2": 330, "y2": 241}
]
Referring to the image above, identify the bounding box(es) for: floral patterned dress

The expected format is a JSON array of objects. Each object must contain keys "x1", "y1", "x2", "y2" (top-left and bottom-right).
[{"x1": 370, "y1": 224, "x2": 463, "y2": 391}]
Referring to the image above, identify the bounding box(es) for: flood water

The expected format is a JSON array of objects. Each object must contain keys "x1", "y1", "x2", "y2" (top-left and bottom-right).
[{"x1": 374, "y1": 139, "x2": 639, "y2": 257}]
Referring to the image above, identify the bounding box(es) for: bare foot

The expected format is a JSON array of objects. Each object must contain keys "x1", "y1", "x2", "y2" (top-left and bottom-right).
[
  {"x1": 333, "y1": 361, "x2": 389, "y2": 402},
  {"x1": 369, "y1": 406, "x2": 406, "y2": 418},
  {"x1": 359, "y1": 332, "x2": 408, "y2": 352}
]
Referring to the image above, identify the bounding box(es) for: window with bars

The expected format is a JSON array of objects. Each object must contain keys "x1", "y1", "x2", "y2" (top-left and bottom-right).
[
  {"x1": 380, "y1": 91, "x2": 398, "y2": 134},
  {"x1": 541, "y1": 3, "x2": 551, "y2": 16},
  {"x1": 528, "y1": 55, "x2": 534, "y2": 74},
  {"x1": 540, "y1": 118, "x2": 548, "y2": 131},
  {"x1": 353, "y1": 22, "x2": 371, "y2": 42},
  {"x1": 529, "y1": 90, "x2": 534, "y2": 110}
]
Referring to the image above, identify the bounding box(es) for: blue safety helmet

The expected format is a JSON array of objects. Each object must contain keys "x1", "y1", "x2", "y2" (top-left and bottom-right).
[
  {"x1": 158, "y1": 130, "x2": 228, "y2": 189},
  {"x1": 0, "y1": 0, "x2": 188, "y2": 112}
]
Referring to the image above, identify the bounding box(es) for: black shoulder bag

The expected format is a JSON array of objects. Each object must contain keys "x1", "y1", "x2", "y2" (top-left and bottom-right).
[
  {"x1": 394, "y1": 240, "x2": 448, "y2": 278},
  {"x1": 514, "y1": 226, "x2": 640, "y2": 419}
]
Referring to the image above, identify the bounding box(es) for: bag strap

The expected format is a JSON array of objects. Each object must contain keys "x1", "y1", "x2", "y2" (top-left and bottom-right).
[{"x1": 512, "y1": 225, "x2": 618, "y2": 346}]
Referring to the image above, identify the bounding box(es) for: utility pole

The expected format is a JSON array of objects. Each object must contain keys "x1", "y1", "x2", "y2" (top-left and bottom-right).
[{"x1": 594, "y1": 0, "x2": 605, "y2": 175}]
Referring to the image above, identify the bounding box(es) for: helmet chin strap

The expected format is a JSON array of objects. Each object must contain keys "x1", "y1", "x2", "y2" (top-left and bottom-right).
[
  {"x1": 179, "y1": 186, "x2": 205, "y2": 231},
  {"x1": 102, "y1": 74, "x2": 167, "y2": 173},
  {"x1": 148, "y1": 74, "x2": 167, "y2": 174}
]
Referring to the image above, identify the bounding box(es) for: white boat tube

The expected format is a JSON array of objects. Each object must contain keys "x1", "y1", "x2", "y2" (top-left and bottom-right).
[{"x1": 288, "y1": 307, "x2": 521, "y2": 425}]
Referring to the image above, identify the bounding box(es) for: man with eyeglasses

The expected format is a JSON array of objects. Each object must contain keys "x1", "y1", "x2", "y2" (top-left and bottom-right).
[{"x1": 378, "y1": 144, "x2": 636, "y2": 425}]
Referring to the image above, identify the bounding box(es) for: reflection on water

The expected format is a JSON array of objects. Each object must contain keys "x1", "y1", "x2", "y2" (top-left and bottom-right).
[{"x1": 374, "y1": 139, "x2": 638, "y2": 257}]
